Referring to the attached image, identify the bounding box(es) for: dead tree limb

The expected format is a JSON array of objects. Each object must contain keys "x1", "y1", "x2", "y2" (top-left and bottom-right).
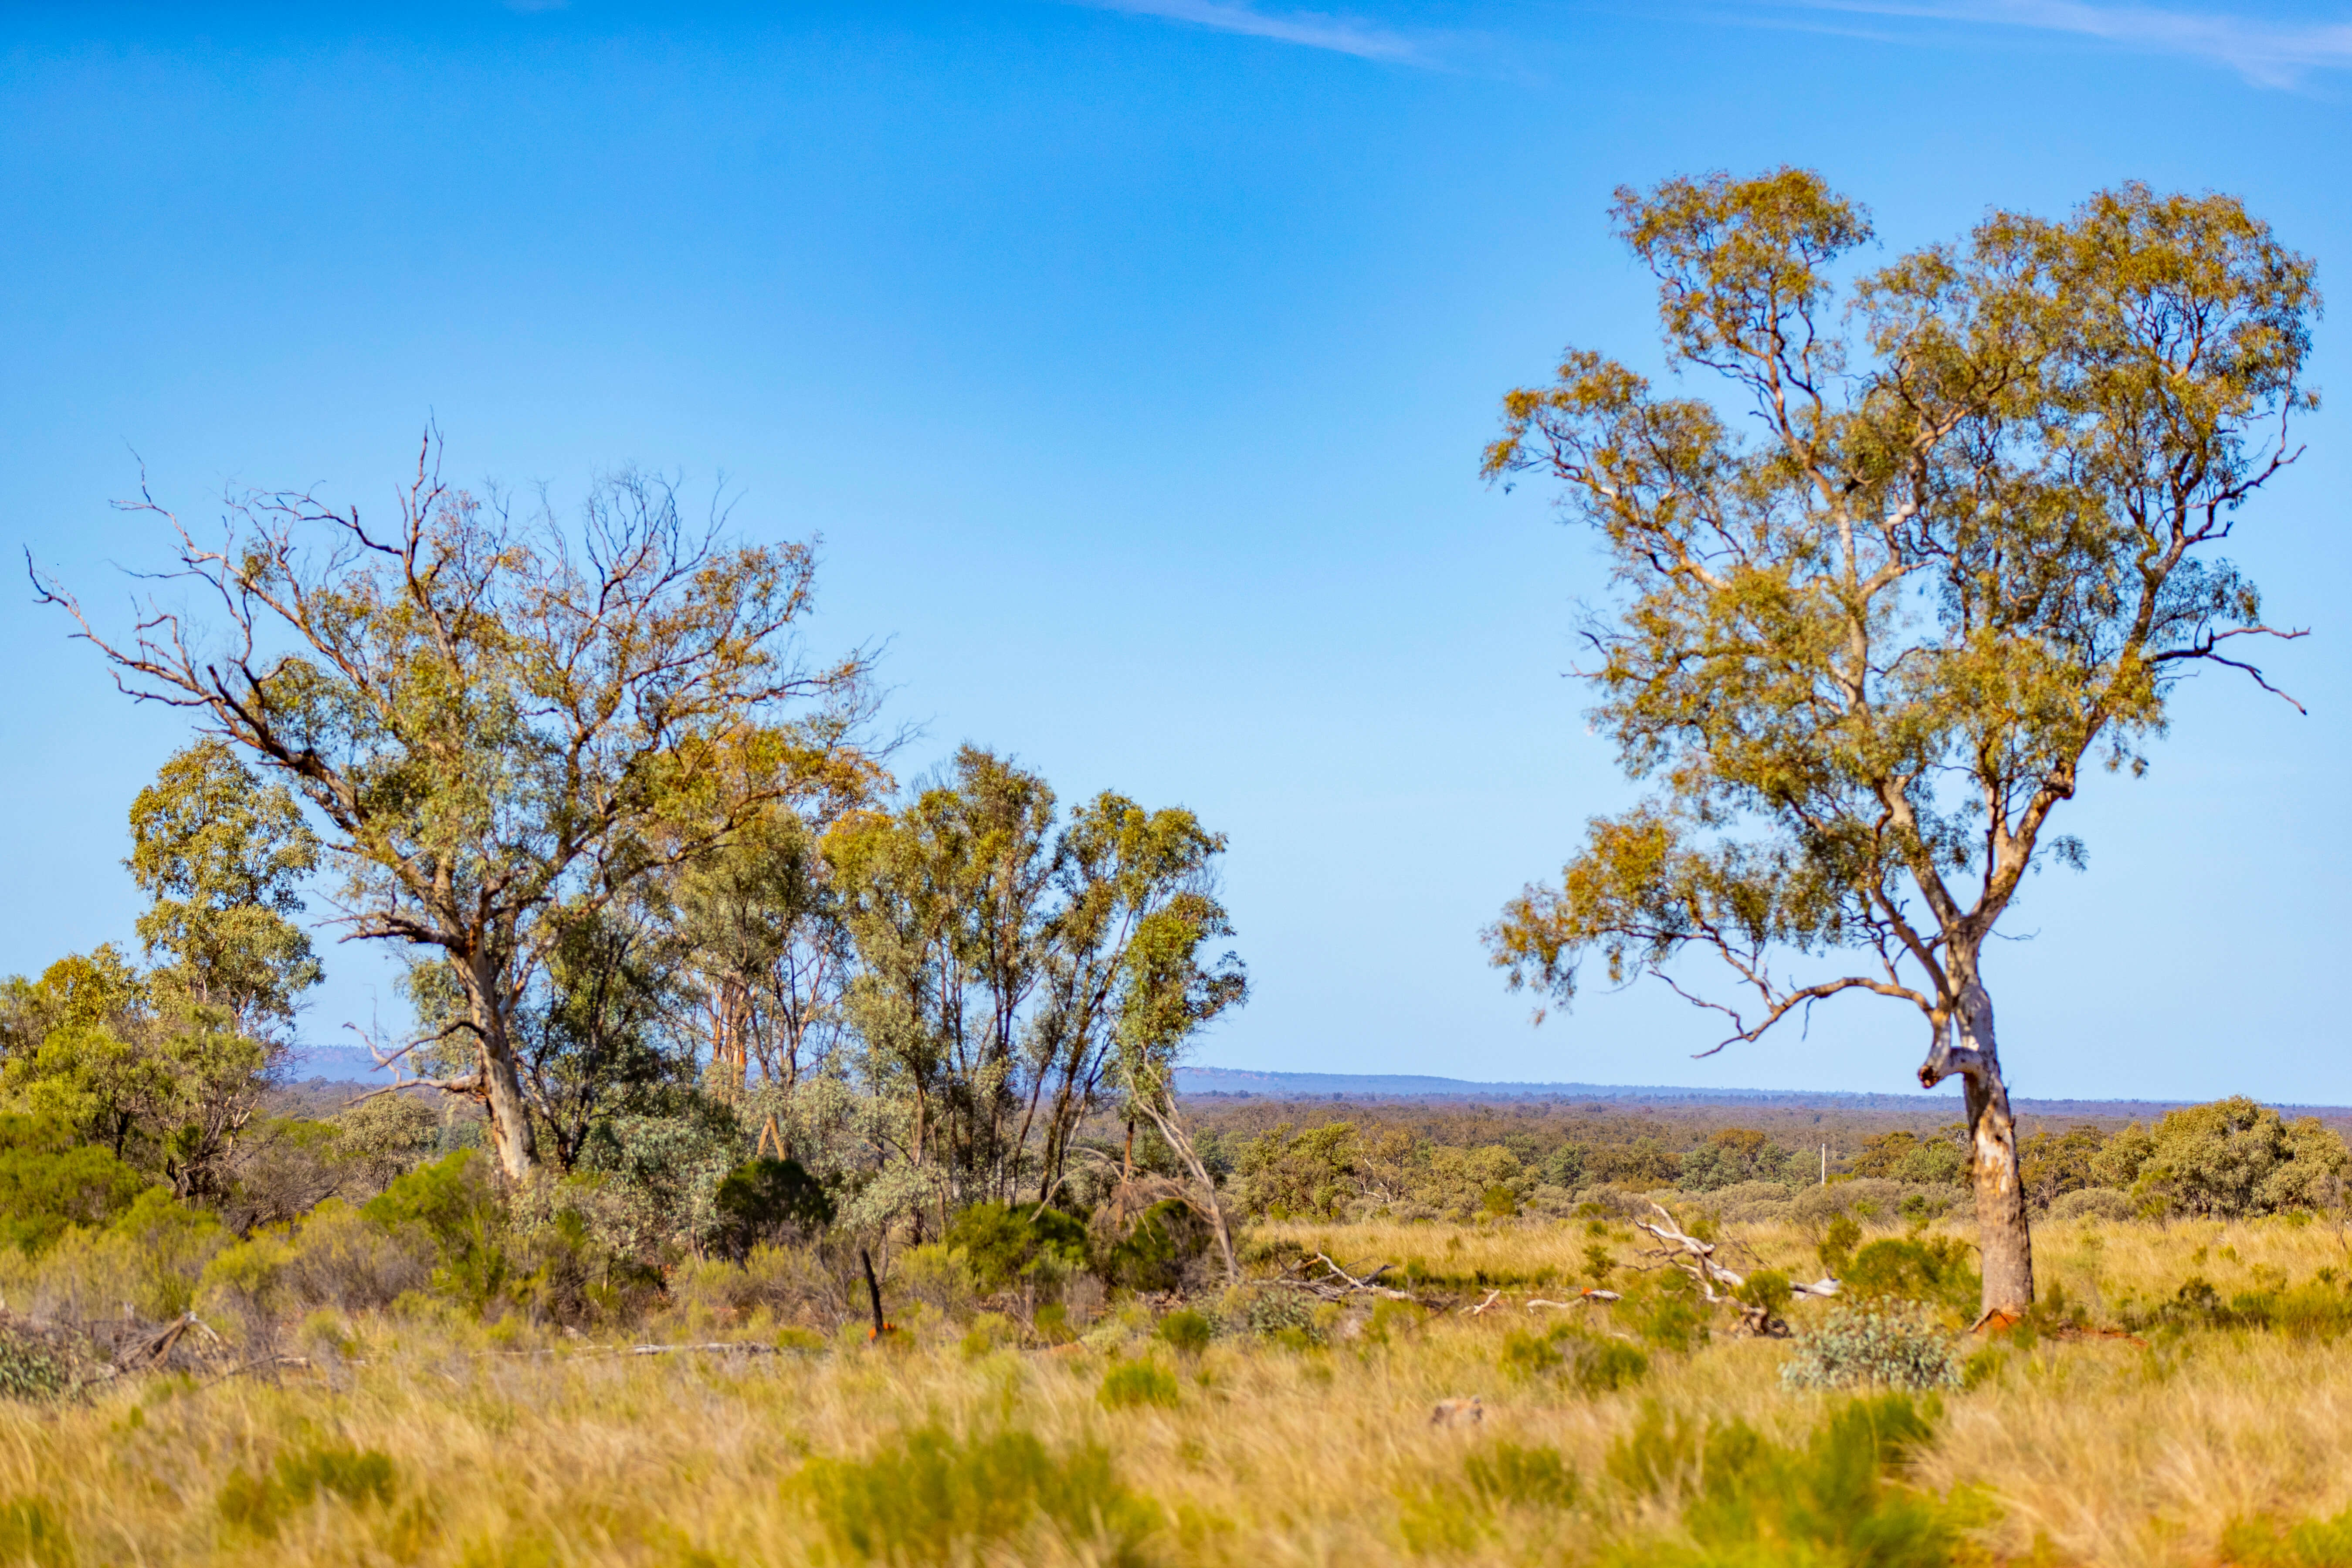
[{"x1": 1633, "y1": 1202, "x2": 1838, "y2": 1337}]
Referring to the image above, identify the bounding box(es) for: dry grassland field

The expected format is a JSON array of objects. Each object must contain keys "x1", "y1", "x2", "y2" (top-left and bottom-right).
[{"x1": 6, "y1": 1157, "x2": 2352, "y2": 1568}]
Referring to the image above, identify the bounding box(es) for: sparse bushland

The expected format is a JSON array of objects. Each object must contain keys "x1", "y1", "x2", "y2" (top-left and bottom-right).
[{"x1": 4, "y1": 1199, "x2": 2352, "y2": 1566}]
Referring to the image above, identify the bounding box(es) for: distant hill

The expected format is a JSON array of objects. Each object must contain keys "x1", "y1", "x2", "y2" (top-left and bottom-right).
[
  {"x1": 1172, "y1": 1065, "x2": 2350, "y2": 1121},
  {"x1": 279, "y1": 1048, "x2": 2348, "y2": 1123}
]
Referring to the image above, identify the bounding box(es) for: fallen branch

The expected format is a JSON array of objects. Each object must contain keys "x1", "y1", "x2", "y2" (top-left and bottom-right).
[{"x1": 1633, "y1": 1202, "x2": 1837, "y2": 1337}]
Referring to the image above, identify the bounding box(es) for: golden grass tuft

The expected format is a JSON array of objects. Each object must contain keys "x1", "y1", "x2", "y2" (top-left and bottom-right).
[{"x1": 0, "y1": 1210, "x2": 2345, "y2": 1565}]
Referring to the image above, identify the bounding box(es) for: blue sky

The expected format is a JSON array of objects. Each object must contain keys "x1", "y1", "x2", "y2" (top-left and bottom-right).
[{"x1": 3, "y1": 1, "x2": 2347, "y2": 1102}]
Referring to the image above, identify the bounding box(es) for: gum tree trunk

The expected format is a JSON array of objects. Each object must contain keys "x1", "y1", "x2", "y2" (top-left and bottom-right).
[
  {"x1": 1918, "y1": 978, "x2": 2033, "y2": 1319},
  {"x1": 464, "y1": 959, "x2": 539, "y2": 1182}
]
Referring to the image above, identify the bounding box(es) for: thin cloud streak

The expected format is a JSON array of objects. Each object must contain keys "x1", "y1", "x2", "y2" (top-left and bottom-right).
[
  {"x1": 1079, "y1": 0, "x2": 1441, "y2": 64},
  {"x1": 1781, "y1": 0, "x2": 2352, "y2": 86}
]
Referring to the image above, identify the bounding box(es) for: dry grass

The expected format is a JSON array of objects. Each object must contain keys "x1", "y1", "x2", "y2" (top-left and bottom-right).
[{"x1": 2, "y1": 1209, "x2": 2348, "y2": 1567}]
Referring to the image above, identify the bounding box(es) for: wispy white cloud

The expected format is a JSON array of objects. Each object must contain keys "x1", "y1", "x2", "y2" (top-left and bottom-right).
[
  {"x1": 1078, "y1": 0, "x2": 1442, "y2": 65},
  {"x1": 1776, "y1": 0, "x2": 2352, "y2": 87}
]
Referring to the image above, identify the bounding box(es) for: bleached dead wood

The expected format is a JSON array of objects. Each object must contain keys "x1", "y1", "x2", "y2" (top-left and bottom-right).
[{"x1": 1633, "y1": 1202, "x2": 1837, "y2": 1337}]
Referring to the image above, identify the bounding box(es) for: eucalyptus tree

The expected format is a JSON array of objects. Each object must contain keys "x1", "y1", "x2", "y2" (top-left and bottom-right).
[
  {"x1": 1482, "y1": 171, "x2": 2315, "y2": 1316},
  {"x1": 37, "y1": 438, "x2": 875, "y2": 1180},
  {"x1": 1, "y1": 742, "x2": 325, "y2": 1198},
  {"x1": 1026, "y1": 792, "x2": 1247, "y2": 1218},
  {"x1": 826, "y1": 747, "x2": 1057, "y2": 1211}
]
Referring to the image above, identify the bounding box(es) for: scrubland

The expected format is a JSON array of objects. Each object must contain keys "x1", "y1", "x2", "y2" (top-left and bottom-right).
[{"x1": 5, "y1": 1206, "x2": 2352, "y2": 1568}]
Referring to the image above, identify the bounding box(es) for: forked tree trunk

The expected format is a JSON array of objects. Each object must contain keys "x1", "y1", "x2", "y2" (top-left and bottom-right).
[
  {"x1": 465, "y1": 973, "x2": 539, "y2": 1182},
  {"x1": 1918, "y1": 979, "x2": 2033, "y2": 1319}
]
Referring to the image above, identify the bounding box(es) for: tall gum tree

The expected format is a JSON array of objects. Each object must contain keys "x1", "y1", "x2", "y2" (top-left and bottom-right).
[
  {"x1": 35, "y1": 437, "x2": 874, "y2": 1181},
  {"x1": 1481, "y1": 170, "x2": 2317, "y2": 1317}
]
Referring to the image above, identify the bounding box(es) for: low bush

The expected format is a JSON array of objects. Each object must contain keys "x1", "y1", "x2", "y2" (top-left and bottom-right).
[
  {"x1": 1500, "y1": 1322, "x2": 1650, "y2": 1393},
  {"x1": 1156, "y1": 1307, "x2": 1213, "y2": 1357},
  {"x1": 1843, "y1": 1237, "x2": 1979, "y2": 1314},
  {"x1": 2050, "y1": 1187, "x2": 2132, "y2": 1225},
  {"x1": 1607, "y1": 1394, "x2": 1981, "y2": 1567},
  {"x1": 790, "y1": 1426, "x2": 1158, "y2": 1566},
  {"x1": 1464, "y1": 1442, "x2": 1579, "y2": 1509},
  {"x1": 0, "y1": 1115, "x2": 144, "y2": 1256},
  {"x1": 2221, "y1": 1503, "x2": 2352, "y2": 1567},
  {"x1": 1782, "y1": 1300, "x2": 1962, "y2": 1392},
  {"x1": 2131, "y1": 1273, "x2": 2352, "y2": 1338},
  {"x1": 0, "y1": 1329, "x2": 65, "y2": 1402},
  {"x1": 1098, "y1": 1199, "x2": 1211, "y2": 1291},
  {"x1": 0, "y1": 1497, "x2": 70, "y2": 1568},
  {"x1": 941, "y1": 1202, "x2": 1091, "y2": 1295},
  {"x1": 709, "y1": 1158, "x2": 834, "y2": 1260},
  {"x1": 217, "y1": 1441, "x2": 397, "y2": 1538},
  {"x1": 1098, "y1": 1361, "x2": 1181, "y2": 1410}
]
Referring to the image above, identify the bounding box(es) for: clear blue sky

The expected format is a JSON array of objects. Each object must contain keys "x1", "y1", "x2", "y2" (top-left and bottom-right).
[{"x1": 3, "y1": 1, "x2": 2347, "y2": 1103}]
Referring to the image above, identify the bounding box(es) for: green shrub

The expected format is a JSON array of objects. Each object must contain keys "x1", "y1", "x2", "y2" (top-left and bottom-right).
[
  {"x1": 363, "y1": 1151, "x2": 512, "y2": 1311},
  {"x1": 0, "y1": 1331, "x2": 65, "y2": 1403},
  {"x1": 1606, "y1": 1394, "x2": 1977, "y2": 1567},
  {"x1": 1098, "y1": 1362, "x2": 1181, "y2": 1411},
  {"x1": 0, "y1": 1116, "x2": 144, "y2": 1257},
  {"x1": 2134, "y1": 1272, "x2": 2352, "y2": 1338},
  {"x1": 1242, "y1": 1289, "x2": 1318, "y2": 1345},
  {"x1": 709, "y1": 1158, "x2": 834, "y2": 1260},
  {"x1": 1464, "y1": 1443, "x2": 1578, "y2": 1509},
  {"x1": 1782, "y1": 1300, "x2": 1962, "y2": 1392},
  {"x1": 1156, "y1": 1308, "x2": 1213, "y2": 1358},
  {"x1": 218, "y1": 1441, "x2": 397, "y2": 1537},
  {"x1": 0, "y1": 1497, "x2": 71, "y2": 1568},
  {"x1": 941, "y1": 1202, "x2": 1091, "y2": 1294},
  {"x1": 1736, "y1": 1269, "x2": 1793, "y2": 1318},
  {"x1": 1501, "y1": 1323, "x2": 1649, "y2": 1392},
  {"x1": 1099, "y1": 1199, "x2": 1209, "y2": 1292},
  {"x1": 1635, "y1": 1292, "x2": 1709, "y2": 1353},
  {"x1": 2221, "y1": 1503, "x2": 2352, "y2": 1567},
  {"x1": 1578, "y1": 1338, "x2": 1651, "y2": 1393},
  {"x1": 1818, "y1": 1215, "x2": 1862, "y2": 1276},
  {"x1": 790, "y1": 1426, "x2": 1158, "y2": 1566},
  {"x1": 1844, "y1": 1238, "x2": 1979, "y2": 1313}
]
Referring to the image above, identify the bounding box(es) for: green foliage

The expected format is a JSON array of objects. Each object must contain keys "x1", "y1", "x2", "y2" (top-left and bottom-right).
[
  {"x1": 1735, "y1": 1268, "x2": 1789, "y2": 1314},
  {"x1": 1463, "y1": 1443, "x2": 1579, "y2": 1509},
  {"x1": 941, "y1": 1202, "x2": 1090, "y2": 1295},
  {"x1": 217, "y1": 1442, "x2": 396, "y2": 1537},
  {"x1": 1607, "y1": 1395, "x2": 1973, "y2": 1568},
  {"x1": 1101, "y1": 1199, "x2": 1209, "y2": 1292},
  {"x1": 2133, "y1": 1273, "x2": 2352, "y2": 1339},
  {"x1": 1097, "y1": 1361, "x2": 1181, "y2": 1410},
  {"x1": 1156, "y1": 1308, "x2": 1213, "y2": 1358},
  {"x1": 0, "y1": 1331, "x2": 66, "y2": 1403},
  {"x1": 1501, "y1": 1322, "x2": 1650, "y2": 1393},
  {"x1": 1817, "y1": 1215, "x2": 1862, "y2": 1277},
  {"x1": 2109, "y1": 1098, "x2": 2351, "y2": 1219},
  {"x1": 0, "y1": 1114, "x2": 144, "y2": 1256},
  {"x1": 2221, "y1": 1504, "x2": 2352, "y2": 1568},
  {"x1": 1843, "y1": 1238, "x2": 1980, "y2": 1314},
  {"x1": 1783, "y1": 1301, "x2": 1962, "y2": 1392},
  {"x1": 1635, "y1": 1291, "x2": 1709, "y2": 1354},
  {"x1": 790, "y1": 1426, "x2": 1158, "y2": 1566},
  {"x1": 1234, "y1": 1122, "x2": 1360, "y2": 1220},
  {"x1": 2018, "y1": 1124, "x2": 2108, "y2": 1210},
  {"x1": 1242, "y1": 1289, "x2": 1318, "y2": 1346},
  {"x1": 361, "y1": 1151, "x2": 513, "y2": 1311},
  {"x1": 0, "y1": 1497, "x2": 71, "y2": 1568},
  {"x1": 709, "y1": 1158, "x2": 834, "y2": 1260},
  {"x1": 1850, "y1": 1129, "x2": 1969, "y2": 1188},
  {"x1": 128, "y1": 738, "x2": 322, "y2": 1033},
  {"x1": 1679, "y1": 1129, "x2": 1793, "y2": 1192}
]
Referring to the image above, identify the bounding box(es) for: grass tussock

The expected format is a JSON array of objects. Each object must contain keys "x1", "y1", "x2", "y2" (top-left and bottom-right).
[{"x1": 1, "y1": 1212, "x2": 2350, "y2": 1566}]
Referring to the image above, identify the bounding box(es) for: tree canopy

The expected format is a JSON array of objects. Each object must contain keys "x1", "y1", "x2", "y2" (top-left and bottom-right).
[{"x1": 1482, "y1": 169, "x2": 2318, "y2": 1314}]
